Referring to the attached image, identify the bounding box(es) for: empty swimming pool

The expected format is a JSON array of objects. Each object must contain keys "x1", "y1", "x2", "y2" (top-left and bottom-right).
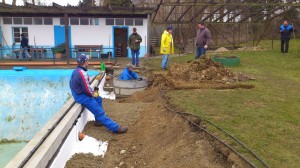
[{"x1": 0, "y1": 69, "x2": 99, "y2": 167}]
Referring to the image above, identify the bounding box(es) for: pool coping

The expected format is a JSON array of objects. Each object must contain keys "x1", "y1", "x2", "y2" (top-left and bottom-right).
[{"x1": 5, "y1": 73, "x2": 104, "y2": 168}]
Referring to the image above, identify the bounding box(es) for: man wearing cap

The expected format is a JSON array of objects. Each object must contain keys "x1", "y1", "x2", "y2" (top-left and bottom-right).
[
  {"x1": 195, "y1": 22, "x2": 211, "y2": 59},
  {"x1": 160, "y1": 26, "x2": 174, "y2": 70},
  {"x1": 128, "y1": 28, "x2": 142, "y2": 67},
  {"x1": 119, "y1": 64, "x2": 141, "y2": 80},
  {"x1": 70, "y1": 54, "x2": 128, "y2": 134}
]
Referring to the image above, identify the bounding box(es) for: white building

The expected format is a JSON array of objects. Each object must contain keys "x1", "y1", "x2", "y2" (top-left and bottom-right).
[{"x1": 0, "y1": 3, "x2": 154, "y2": 59}]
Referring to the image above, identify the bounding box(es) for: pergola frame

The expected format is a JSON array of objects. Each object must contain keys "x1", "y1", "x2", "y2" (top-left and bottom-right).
[
  {"x1": 153, "y1": 0, "x2": 300, "y2": 24},
  {"x1": 151, "y1": 0, "x2": 300, "y2": 49}
]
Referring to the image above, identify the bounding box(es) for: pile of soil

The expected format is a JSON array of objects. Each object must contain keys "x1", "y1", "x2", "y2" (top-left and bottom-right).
[
  {"x1": 65, "y1": 88, "x2": 250, "y2": 168},
  {"x1": 215, "y1": 47, "x2": 229, "y2": 52},
  {"x1": 147, "y1": 58, "x2": 254, "y2": 90}
]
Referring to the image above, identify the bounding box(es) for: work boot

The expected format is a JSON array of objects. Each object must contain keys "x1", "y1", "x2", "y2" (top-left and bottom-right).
[{"x1": 117, "y1": 126, "x2": 128, "y2": 134}]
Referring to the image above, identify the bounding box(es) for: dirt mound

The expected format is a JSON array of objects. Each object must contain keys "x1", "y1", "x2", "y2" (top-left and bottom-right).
[
  {"x1": 132, "y1": 58, "x2": 255, "y2": 90},
  {"x1": 169, "y1": 59, "x2": 231, "y2": 82},
  {"x1": 215, "y1": 47, "x2": 229, "y2": 52}
]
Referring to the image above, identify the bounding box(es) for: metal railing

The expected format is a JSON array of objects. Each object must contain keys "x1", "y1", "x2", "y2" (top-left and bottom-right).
[{"x1": 0, "y1": 47, "x2": 117, "y2": 61}]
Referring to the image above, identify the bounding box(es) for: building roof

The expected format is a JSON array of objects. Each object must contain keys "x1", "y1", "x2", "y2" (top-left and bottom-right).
[{"x1": 0, "y1": 3, "x2": 155, "y2": 18}]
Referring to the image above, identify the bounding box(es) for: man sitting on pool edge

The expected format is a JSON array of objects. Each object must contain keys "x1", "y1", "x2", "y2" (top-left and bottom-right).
[
  {"x1": 70, "y1": 54, "x2": 128, "y2": 134},
  {"x1": 119, "y1": 64, "x2": 142, "y2": 80}
]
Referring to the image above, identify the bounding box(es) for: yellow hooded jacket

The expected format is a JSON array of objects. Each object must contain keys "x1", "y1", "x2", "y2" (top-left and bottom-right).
[{"x1": 160, "y1": 30, "x2": 174, "y2": 54}]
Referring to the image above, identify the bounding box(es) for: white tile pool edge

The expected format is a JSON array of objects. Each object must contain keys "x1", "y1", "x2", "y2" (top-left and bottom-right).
[{"x1": 5, "y1": 72, "x2": 106, "y2": 168}]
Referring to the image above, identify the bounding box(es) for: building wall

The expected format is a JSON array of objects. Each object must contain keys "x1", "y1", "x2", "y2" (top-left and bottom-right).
[{"x1": 0, "y1": 16, "x2": 148, "y2": 59}]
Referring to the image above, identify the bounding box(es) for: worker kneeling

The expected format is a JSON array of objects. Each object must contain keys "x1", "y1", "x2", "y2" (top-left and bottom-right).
[
  {"x1": 70, "y1": 54, "x2": 127, "y2": 134},
  {"x1": 119, "y1": 64, "x2": 142, "y2": 80}
]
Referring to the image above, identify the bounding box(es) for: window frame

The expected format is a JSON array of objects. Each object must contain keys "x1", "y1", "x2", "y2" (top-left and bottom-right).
[
  {"x1": 13, "y1": 17, "x2": 23, "y2": 25},
  {"x1": 105, "y1": 18, "x2": 114, "y2": 25},
  {"x1": 134, "y1": 19, "x2": 143, "y2": 26},
  {"x1": 125, "y1": 18, "x2": 134, "y2": 26},
  {"x1": 3, "y1": 17, "x2": 12, "y2": 24},
  {"x1": 80, "y1": 18, "x2": 89, "y2": 25},
  {"x1": 33, "y1": 17, "x2": 43, "y2": 25},
  {"x1": 23, "y1": 17, "x2": 33, "y2": 25},
  {"x1": 115, "y1": 18, "x2": 124, "y2": 26},
  {"x1": 43, "y1": 17, "x2": 53, "y2": 25},
  {"x1": 13, "y1": 27, "x2": 28, "y2": 44},
  {"x1": 70, "y1": 18, "x2": 79, "y2": 25},
  {"x1": 90, "y1": 18, "x2": 99, "y2": 25}
]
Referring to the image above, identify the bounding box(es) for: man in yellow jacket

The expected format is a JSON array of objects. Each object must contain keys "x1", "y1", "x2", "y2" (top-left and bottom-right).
[{"x1": 160, "y1": 26, "x2": 174, "y2": 70}]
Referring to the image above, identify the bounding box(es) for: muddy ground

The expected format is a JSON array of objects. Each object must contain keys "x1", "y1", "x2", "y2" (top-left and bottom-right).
[
  {"x1": 66, "y1": 58, "x2": 253, "y2": 168},
  {"x1": 66, "y1": 88, "x2": 250, "y2": 168}
]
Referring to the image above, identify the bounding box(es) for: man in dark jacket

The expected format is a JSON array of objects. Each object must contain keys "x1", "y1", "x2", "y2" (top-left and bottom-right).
[
  {"x1": 19, "y1": 34, "x2": 31, "y2": 59},
  {"x1": 128, "y1": 28, "x2": 142, "y2": 67},
  {"x1": 279, "y1": 20, "x2": 295, "y2": 54},
  {"x1": 70, "y1": 54, "x2": 128, "y2": 134},
  {"x1": 195, "y1": 22, "x2": 211, "y2": 59}
]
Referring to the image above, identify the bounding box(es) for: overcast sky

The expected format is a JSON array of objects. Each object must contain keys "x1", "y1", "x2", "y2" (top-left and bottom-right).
[{"x1": 5, "y1": 0, "x2": 81, "y2": 6}]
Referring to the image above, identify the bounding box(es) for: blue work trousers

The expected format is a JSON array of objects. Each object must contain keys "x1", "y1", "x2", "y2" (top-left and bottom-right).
[
  {"x1": 195, "y1": 47, "x2": 206, "y2": 59},
  {"x1": 131, "y1": 49, "x2": 140, "y2": 66},
  {"x1": 161, "y1": 54, "x2": 169, "y2": 69},
  {"x1": 72, "y1": 92, "x2": 120, "y2": 133}
]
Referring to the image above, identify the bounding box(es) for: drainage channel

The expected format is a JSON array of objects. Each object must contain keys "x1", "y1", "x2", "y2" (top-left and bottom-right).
[
  {"x1": 5, "y1": 72, "x2": 105, "y2": 168},
  {"x1": 159, "y1": 89, "x2": 269, "y2": 168}
]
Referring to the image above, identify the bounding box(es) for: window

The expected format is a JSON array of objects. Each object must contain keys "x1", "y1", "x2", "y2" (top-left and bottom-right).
[
  {"x1": 13, "y1": 18, "x2": 23, "y2": 25},
  {"x1": 70, "y1": 18, "x2": 79, "y2": 25},
  {"x1": 115, "y1": 18, "x2": 124, "y2": 25},
  {"x1": 125, "y1": 19, "x2": 133, "y2": 26},
  {"x1": 60, "y1": 18, "x2": 69, "y2": 25},
  {"x1": 135, "y1": 19, "x2": 143, "y2": 26},
  {"x1": 23, "y1": 18, "x2": 33, "y2": 25},
  {"x1": 13, "y1": 27, "x2": 28, "y2": 43},
  {"x1": 80, "y1": 18, "x2": 89, "y2": 25},
  {"x1": 90, "y1": 18, "x2": 99, "y2": 25},
  {"x1": 33, "y1": 18, "x2": 43, "y2": 25},
  {"x1": 105, "y1": 18, "x2": 114, "y2": 25},
  {"x1": 43, "y1": 18, "x2": 53, "y2": 25},
  {"x1": 3, "y1": 17, "x2": 12, "y2": 24}
]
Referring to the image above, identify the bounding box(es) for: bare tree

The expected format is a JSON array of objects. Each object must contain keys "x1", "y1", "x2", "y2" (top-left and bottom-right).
[{"x1": 23, "y1": 0, "x2": 28, "y2": 5}]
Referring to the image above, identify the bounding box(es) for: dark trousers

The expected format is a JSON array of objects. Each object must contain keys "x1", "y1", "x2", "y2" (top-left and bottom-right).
[
  {"x1": 281, "y1": 39, "x2": 290, "y2": 53},
  {"x1": 131, "y1": 49, "x2": 140, "y2": 66}
]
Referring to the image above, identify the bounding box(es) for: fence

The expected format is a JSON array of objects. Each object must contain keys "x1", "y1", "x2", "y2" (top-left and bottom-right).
[{"x1": 0, "y1": 47, "x2": 116, "y2": 60}]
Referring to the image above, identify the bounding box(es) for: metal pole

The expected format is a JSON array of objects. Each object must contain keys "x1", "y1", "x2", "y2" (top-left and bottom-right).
[
  {"x1": 64, "y1": 13, "x2": 70, "y2": 66},
  {"x1": 108, "y1": 34, "x2": 111, "y2": 62},
  {"x1": 255, "y1": 19, "x2": 273, "y2": 47},
  {"x1": 147, "y1": 14, "x2": 151, "y2": 56},
  {"x1": 292, "y1": 23, "x2": 297, "y2": 54}
]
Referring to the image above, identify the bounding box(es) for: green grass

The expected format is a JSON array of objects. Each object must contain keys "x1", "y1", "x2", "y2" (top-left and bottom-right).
[{"x1": 147, "y1": 40, "x2": 300, "y2": 168}]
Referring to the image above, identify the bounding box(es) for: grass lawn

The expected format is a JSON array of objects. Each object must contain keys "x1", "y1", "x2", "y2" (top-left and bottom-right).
[{"x1": 147, "y1": 39, "x2": 300, "y2": 168}]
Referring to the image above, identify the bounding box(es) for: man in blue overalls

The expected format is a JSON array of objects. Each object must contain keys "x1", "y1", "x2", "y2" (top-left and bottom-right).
[{"x1": 70, "y1": 54, "x2": 127, "y2": 134}]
